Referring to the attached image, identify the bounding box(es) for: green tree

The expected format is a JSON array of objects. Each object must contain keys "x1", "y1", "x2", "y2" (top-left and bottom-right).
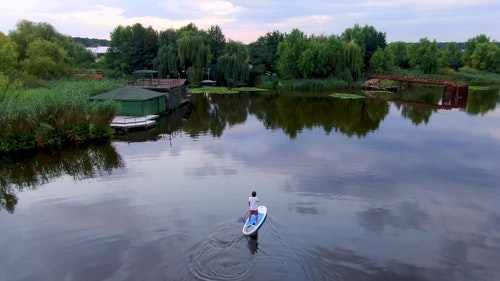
[
  {"x1": 177, "y1": 24, "x2": 210, "y2": 85},
  {"x1": 215, "y1": 41, "x2": 249, "y2": 87},
  {"x1": 8, "y1": 20, "x2": 61, "y2": 60},
  {"x1": 369, "y1": 47, "x2": 395, "y2": 72},
  {"x1": 106, "y1": 23, "x2": 158, "y2": 73},
  {"x1": 69, "y1": 43, "x2": 96, "y2": 70},
  {"x1": 8, "y1": 20, "x2": 91, "y2": 78},
  {"x1": 336, "y1": 41, "x2": 363, "y2": 83},
  {"x1": 463, "y1": 34, "x2": 490, "y2": 67},
  {"x1": 155, "y1": 28, "x2": 179, "y2": 78},
  {"x1": 470, "y1": 42, "x2": 500, "y2": 72},
  {"x1": 248, "y1": 30, "x2": 284, "y2": 75},
  {"x1": 0, "y1": 32, "x2": 19, "y2": 74},
  {"x1": 277, "y1": 29, "x2": 308, "y2": 79},
  {"x1": 0, "y1": 32, "x2": 21, "y2": 98},
  {"x1": 407, "y1": 38, "x2": 439, "y2": 73},
  {"x1": 206, "y1": 25, "x2": 226, "y2": 60},
  {"x1": 440, "y1": 42, "x2": 463, "y2": 70},
  {"x1": 21, "y1": 38, "x2": 70, "y2": 79},
  {"x1": 317, "y1": 35, "x2": 343, "y2": 78},
  {"x1": 387, "y1": 41, "x2": 409, "y2": 69},
  {"x1": 298, "y1": 38, "x2": 317, "y2": 78},
  {"x1": 206, "y1": 25, "x2": 226, "y2": 80},
  {"x1": 341, "y1": 24, "x2": 386, "y2": 70}
]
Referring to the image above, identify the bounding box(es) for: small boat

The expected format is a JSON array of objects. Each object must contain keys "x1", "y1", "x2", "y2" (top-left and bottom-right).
[{"x1": 111, "y1": 114, "x2": 159, "y2": 133}]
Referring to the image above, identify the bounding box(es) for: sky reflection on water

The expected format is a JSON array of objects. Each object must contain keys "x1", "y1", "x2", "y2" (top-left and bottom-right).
[{"x1": 1, "y1": 90, "x2": 499, "y2": 281}]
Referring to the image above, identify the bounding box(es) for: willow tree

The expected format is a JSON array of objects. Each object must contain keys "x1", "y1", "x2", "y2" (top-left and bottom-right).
[
  {"x1": 8, "y1": 20, "x2": 88, "y2": 79},
  {"x1": 177, "y1": 29, "x2": 210, "y2": 85},
  {"x1": 215, "y1": 41, "x2": 249, "y2": 87},
  {"x1": 21, "y1": 38, "x2": 70, "y2": 79},
  {"x1": 336, "y1": 41, "x2": 363, "y2": 83},
  {"x1": 341, "y1": 24, "x2": 386, "y2": 71},
  {"x1": 277, "y1": 29, "x2": 308, "y2": 79},
  {"x1": 0, "y1": 33, "x2": 21, "y2": 98},
  {"x1": 8, "y1": 20, "x2": 62, "y2": 60},
  {"x1": 155, "y1": 29, "x2": 179, "y2": 78}
]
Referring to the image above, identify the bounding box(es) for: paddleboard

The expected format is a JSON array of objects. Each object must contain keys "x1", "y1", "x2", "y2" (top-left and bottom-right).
[{"x1": 242, "y1": 206, "x2": 267, "y2": 236}]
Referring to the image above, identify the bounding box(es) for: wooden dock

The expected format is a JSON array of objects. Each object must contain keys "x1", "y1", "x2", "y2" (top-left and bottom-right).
[{"x1": 127, "y1": 78, "x2": 187, "y2": 92}]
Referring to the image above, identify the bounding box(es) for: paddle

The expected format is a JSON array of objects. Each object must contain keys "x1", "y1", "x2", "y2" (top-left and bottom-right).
[{"x1": 242, "y1": 210, "x2": 248, "y2": 223}]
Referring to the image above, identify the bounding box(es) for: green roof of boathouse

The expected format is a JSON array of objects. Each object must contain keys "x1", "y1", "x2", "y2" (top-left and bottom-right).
[
  {"x1": 91, "y1": 87, "x2": 167, "y2": 116},
  {"x1": 91, "y1": 87, "x2": 165, "y2": 101}
]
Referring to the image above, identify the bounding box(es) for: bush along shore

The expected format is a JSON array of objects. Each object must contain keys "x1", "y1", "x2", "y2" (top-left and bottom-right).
[{"x1": 0, "y1": 79, "x2": 121, "y2": 153}]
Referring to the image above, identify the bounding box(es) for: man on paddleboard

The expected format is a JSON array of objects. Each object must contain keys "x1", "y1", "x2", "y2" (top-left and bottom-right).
[{"x1": 248, "y1": 191, "x2": 260, "y2": 224}]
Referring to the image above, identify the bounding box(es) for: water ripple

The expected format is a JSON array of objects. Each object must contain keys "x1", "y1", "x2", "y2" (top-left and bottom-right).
[{"x1": 189, "y1": 222, "x2": 252, "y2": 281}]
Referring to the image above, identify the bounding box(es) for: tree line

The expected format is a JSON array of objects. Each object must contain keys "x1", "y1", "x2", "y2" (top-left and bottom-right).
[
  {"x1": 101, "y1": 22, "x2": 500, "y2": 86},
  {"x1": 1, "y1": 19, "x2": 500, "y2": 93}
]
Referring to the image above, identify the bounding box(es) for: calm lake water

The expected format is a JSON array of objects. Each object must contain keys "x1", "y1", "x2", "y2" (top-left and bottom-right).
[{"x1": 1, "y1": 86, "x2": 499, "y2": 281}]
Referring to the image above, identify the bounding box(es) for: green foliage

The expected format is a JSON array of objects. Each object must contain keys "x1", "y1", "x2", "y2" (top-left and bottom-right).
[
  {"x1": 454, "y1": 69, "x2": 500, "y2": 85},
  {"x1": 407, "y1": 38, "x2": 439, "y2": 73},
  {"x1": 7, "y1": 20, "x2": 98, "y2": 80},
  {"x1": 0, "y1": 80, "x2": 121, "y2": 152},
  {"x1": 259, "y1": 76, "x2": 348, "y2": 90},
  {"x1": 215, "y1": 41, "x2": 250, "y2": 87},
  {"x1": 369, "y1": 47, "x2": 395, "y2": 72},
  {"x1": 329, "y1": 93, "x2": 365, "y2": 99},
  {"x1": 277, "y1": 29, "x2": 308, "y2": 79},
  {"x1": 337, "y1": 41, "x2": 364, "y2": 83},
  {"x1": 387, "y1": 41, "x2": 410, "y2": 69},
  {"x1": 155, "y1": 29, "x2": 179, "y2": 78},
  {"x1": 248, "y1": 31, "x2": 284, "y2": 77},
  {"x1": 177, "y1": 26, "x2": 210, "y2": 85},
  {"x1": 439, "y1": 42, "x2": 463, "y2": 70},
  {"x1": 470, "y1": 42, "x2": 500, "y2": 72},
  {"x1": 106, "y1": 23, "x2": 159, "y2": 74},
  {"x1": 463, "y1": 34, "x2": 490, "y2": 67},
  {"x1": 0, "y1": 33, "x2": 19, "y2": 73},
  {"x1": 207, "y1": 25, "x2": 226, "y2": 60},
  {"x1": 21, "y1": 39, "x2": 71, "y2": 79},
  {"x1": 341, "y1": 24, "x2": 386, "y2": 70}
]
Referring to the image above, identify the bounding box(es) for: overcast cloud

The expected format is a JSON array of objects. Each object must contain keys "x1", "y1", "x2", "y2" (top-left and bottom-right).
[{"x1": 1, "y1": 0, "x2": 498, "y2": 43}]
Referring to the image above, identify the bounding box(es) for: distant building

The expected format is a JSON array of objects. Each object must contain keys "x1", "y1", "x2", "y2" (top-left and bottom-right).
[{"x1": 86, "y1": 46, "x2": 109, "y2": 60}]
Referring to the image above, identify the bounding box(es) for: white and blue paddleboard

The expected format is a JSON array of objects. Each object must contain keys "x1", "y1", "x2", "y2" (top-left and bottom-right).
[{"x1": 242, "y1": 206, "x2": 267, "y2": 236}]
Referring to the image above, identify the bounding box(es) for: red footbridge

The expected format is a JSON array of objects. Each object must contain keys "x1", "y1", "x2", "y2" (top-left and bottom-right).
[{"x1": 365, "y1": 71, "x2": 469, "y2": 109}]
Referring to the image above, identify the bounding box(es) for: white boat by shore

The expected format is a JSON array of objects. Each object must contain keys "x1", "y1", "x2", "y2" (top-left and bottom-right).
[{"x1": 111, "y1": 115, "x2": 159, "y2": 133}]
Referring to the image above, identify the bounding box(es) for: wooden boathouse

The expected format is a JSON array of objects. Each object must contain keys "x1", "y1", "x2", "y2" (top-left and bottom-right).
[
  {"x1": 90, "y1": 69, "x2": 191, "y2": 133},
  {"x1": 127, "y1": 70, "x2": 189, "y2": 111}
]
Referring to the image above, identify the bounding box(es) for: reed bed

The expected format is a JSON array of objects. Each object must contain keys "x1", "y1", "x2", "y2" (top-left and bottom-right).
[
  {"x1": 0, "y1": 79, "x2": 121, "y2": 152},
  {"x1": 258, "y1": 76, "x2": 350, "y2": 90}
]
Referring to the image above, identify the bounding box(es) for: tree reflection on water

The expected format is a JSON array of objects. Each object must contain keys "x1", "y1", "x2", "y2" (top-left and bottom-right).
[{"x1": 0, "y1": 144, "x2": 124, "y2": 213}]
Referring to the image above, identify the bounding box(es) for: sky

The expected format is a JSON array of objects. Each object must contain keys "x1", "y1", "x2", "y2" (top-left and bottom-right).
[{"x1": 1, "y1": 0, "x2": 499, "y2": 44}]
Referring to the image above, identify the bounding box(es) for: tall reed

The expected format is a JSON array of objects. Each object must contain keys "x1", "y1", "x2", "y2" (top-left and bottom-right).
[{"x1": 0, "y1": 79, "x2": 121, "y2": 152}]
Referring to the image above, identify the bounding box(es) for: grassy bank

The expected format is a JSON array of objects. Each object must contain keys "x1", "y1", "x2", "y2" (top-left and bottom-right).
[
  {"x1": 258, "y1": 76, "x2": 351, "y2": 90},
  {"x1": 0, "y1": 79, "x2": 121, "y2": 153},
  {"x1": 256, "y1": 69, "x2": 500, "y2": 91}
]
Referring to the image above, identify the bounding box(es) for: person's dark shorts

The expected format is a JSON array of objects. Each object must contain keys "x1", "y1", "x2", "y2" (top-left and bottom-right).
[{"x1": 249, "y1": 209, "x2": 259, "y2": 216}]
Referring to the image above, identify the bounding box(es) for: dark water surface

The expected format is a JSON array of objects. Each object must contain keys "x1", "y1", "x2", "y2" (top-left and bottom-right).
[{"x1": 1, "y1": 87, "x2": 499, "y2": 281}]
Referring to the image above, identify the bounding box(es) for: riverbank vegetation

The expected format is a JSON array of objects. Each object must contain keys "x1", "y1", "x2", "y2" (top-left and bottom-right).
[
  {"x1": 0, "y1": 79, "x2": 121, "y2": 152},
  {"x1": 93, "y1": 22, "x2": 500, "y2": 88},
  {"x1": 1, "y1": 19, "x2": 499, "y2": 153}
]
